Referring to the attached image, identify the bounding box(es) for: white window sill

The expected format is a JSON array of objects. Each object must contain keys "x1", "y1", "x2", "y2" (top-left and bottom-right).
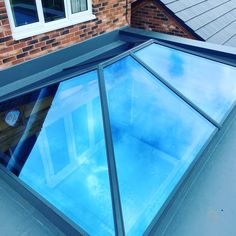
[{"x1": 11, "y1": 13, "x2": 96, "y2": 40}]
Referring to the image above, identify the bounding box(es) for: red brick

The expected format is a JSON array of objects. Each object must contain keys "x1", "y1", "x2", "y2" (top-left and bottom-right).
[
  {"x1": 131, "y1": 0, "x2": 195, "y2": 39},
  {"x1": 0, "y1": 0, "x2": 135, "y2": 69}
]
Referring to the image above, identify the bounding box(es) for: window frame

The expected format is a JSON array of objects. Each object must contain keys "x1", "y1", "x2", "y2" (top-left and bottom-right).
[{"x1": 5, "y1": 0, "x2": 95, "y2": 40}]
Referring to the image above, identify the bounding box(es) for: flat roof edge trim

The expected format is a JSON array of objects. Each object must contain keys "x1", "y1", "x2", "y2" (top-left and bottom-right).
[{"x1": 121, "y1": 27, "x2": 236, "y2": 57}]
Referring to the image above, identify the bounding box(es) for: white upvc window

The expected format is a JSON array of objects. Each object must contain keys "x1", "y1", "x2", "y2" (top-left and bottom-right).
[{"x1": 5, "y1": 0, "x2": 96, "y2": 40}]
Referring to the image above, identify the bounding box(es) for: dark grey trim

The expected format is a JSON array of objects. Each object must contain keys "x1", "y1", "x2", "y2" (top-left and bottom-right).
[
  {"x1": 0, "y1": 165, "x2": 88, "y2": 236},
  {"x1": 130, "y1": 53, "x2": 221, "y2": 129},
  {"x1": 97, "y1": 66, "x2": 125, "y2": 236}
]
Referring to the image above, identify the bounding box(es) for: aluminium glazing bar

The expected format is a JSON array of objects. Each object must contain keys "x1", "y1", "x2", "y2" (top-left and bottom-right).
[
  {"x1": 97, "y1": 66, "x2": 125, "y2": 236},
  {"x1": 130, "y1": 53, "x2": 221, "y2": 129}
]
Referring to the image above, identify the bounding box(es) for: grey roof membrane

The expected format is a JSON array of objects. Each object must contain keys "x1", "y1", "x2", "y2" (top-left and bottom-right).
[
  {"x1": 160, "y1": 0, "x2": 236, "y2": 47},
  {"x1": 0, "y1": 175, "x2": 64, "y2": 236},
  {"x1": 161, "y1": 105, "x2": 236, "y2": 236}
]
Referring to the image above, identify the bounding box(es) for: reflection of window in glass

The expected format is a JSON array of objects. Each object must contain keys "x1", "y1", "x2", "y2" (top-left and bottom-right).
[
  {"x1": 92, "y1": 97, "x2": 105, "y2": 144},
  {"x1": 71, "y1": 0, "x2": 88, "y2": 14},
  {"x1": 45, "y1": 118, "x2": 70, "y2": 174},
  {"x1": 41, "y1": 0, "x2": 65, "y2": 23},
  {"x1": 72, "y1": 105, "x2": 90, "y2": 156},
  {"x1": 10, "y1": 0, "x2": 39, "y2": 26}
]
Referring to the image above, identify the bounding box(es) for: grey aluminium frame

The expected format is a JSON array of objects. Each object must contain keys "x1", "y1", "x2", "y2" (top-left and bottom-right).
[{"x1": 0, "y1": 38, "x2": 235, "y2": 236}]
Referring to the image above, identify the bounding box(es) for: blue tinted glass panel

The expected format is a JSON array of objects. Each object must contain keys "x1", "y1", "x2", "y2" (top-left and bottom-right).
[
  {"x1": 103, "y1": 57, "x2": 215, "y2": 235},
  {"x1": 10, "y1": 0, "x2": 39, "y2": 27},
  {"x1": 0, "y1": 71, "x2": 114, "y2": 236},
  {"x1": 135, "y1": 43, "x2": 236, "y2": 123}
]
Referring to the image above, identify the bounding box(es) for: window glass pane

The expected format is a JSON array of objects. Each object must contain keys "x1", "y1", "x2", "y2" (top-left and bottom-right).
[
  {"x1": 103, "y1": 56, "x2": 215, "y2": 235},
  {"x1": 41, "y1": 0, "x2": 66, "y2": 22},
  {"x1": 0, "y1": 71, "x2": 114, "y2": 236},
  {"x1": 71, "y1": 0, "x2": 88, "y2": 13},
  {"x1": 135, "y1": 43, "x2": 236, "y2": 123},
  {"x1": 10, "y1": 0, "x2": 39, "y2": 27}
]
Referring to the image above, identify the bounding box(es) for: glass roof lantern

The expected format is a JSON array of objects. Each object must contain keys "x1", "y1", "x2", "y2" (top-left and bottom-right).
[{"x1": 0, "y1": 41, "x2": 235, "y2": 236}]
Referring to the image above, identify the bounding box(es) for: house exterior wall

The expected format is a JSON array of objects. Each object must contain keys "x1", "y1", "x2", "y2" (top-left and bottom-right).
[
  {"x1": 0, "y1": 0, "x2": 133, "y2": 70},
  {"x1": 131, "y1": 0, "x2": 196, "y2": 39}
]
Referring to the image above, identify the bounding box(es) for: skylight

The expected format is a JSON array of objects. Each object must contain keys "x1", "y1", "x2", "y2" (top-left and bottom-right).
[
  {"x1": 0, "y1": 41, "x2": 235, "y2": 236},
  {"x1": 135, "y1": 43, "x2": 236, "y2": 124}
]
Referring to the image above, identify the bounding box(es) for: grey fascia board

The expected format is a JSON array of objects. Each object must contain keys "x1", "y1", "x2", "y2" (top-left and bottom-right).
[
  {"x1": 0, "y1": 40, "x2": 128, "y2": 99},
  {"x1": 120, "y1": 27, "x2": 236, "y2": 60}
]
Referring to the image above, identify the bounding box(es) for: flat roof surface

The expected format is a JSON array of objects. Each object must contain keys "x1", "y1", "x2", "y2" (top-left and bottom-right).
[
  {"x1": 160, "y1": 0, "x2": 236, "y2": 47},
  {"x1": 0, "y1": 172, "x2": 64, "y2": 235}
]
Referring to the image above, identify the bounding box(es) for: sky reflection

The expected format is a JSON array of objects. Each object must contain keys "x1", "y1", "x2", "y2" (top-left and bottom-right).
[{"x1": 135, "y1": 43, "x2": 236, "y2": 123}]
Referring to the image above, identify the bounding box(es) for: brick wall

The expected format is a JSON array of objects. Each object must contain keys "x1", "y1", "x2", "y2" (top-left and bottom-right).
[
  {"x1": 131, "y1": 0, "x2": 196, "y2": 39},
  {"x1": 0, "y1": 0, "x2": 133, "y2": 69}
]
